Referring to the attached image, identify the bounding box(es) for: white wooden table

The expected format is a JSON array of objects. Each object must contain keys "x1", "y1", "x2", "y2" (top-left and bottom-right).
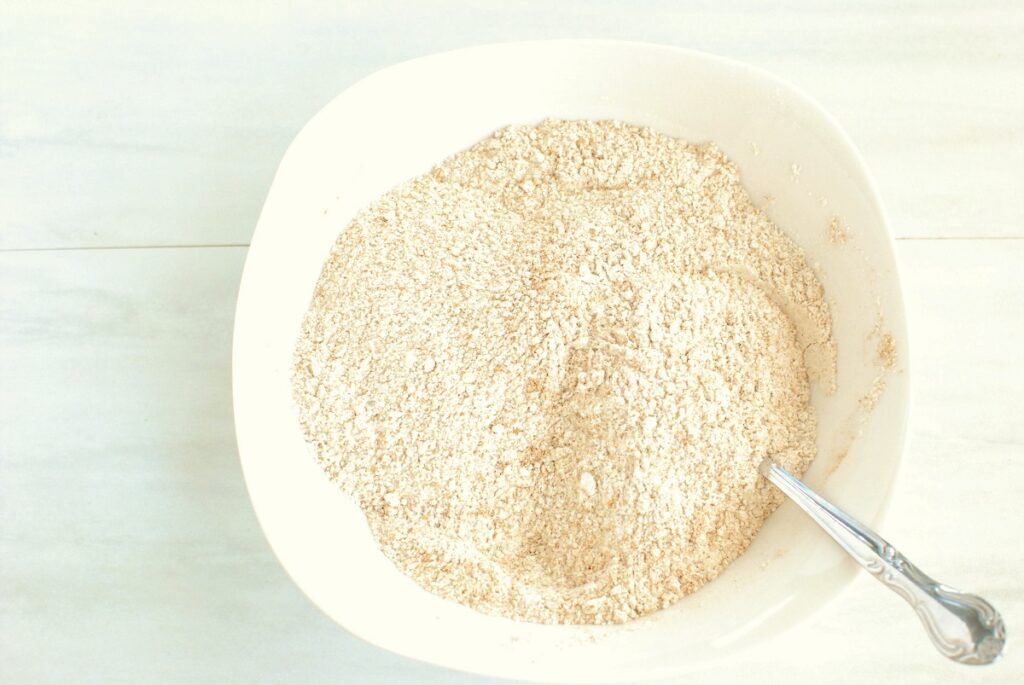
[{"x1": 2, "y1": 2, "x2": 1021, "y2": 683}]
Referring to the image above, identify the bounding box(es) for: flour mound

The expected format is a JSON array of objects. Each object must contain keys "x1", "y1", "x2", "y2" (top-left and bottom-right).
[{"x1": 293, "y1": 120, "x2": 835, "y2": 624}]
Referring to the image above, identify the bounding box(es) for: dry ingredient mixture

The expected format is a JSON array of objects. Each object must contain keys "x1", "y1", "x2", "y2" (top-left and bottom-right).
[{"x1": 293, "y1": 120, "x2": 836, "y2": 624}]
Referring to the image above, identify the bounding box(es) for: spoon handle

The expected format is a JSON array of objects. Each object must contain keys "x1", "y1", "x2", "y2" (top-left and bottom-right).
[{"x1": 759, "y1": 457, "x2": 1005, "y2": 665}]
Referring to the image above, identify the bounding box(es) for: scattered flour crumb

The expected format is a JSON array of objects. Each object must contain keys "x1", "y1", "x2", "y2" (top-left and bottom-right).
[
  {"x1": 877, "y1": 333, "x2": 896, "y2": 370},
  {"x1": 828, "y1": 216, "x2": 848, "y2": 245}
]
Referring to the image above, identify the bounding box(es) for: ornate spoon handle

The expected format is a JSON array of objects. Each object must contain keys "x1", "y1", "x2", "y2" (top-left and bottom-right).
[{"x1": 760, "y1": 457, "x2": 1005, "y2": 665}]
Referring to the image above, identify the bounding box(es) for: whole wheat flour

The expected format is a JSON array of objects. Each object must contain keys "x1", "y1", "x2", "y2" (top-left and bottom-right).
[{"x1": 293, "y1": 120, "x2": 836, "y2": 624}]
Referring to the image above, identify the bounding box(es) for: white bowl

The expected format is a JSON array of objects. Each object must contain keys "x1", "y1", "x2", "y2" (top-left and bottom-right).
[{"x1": 233, "y1": 41, "x2": 909, "y2": 682}]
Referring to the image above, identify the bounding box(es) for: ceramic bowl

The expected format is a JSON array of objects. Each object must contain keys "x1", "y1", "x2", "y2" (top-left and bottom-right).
[{"x1": 233, "y1": 40, "x2": 909, "y2": 682}]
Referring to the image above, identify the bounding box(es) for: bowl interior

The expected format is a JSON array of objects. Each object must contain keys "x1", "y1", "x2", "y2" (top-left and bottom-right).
[{"x1": 233, "y1": 41, "x2": 908, "y2": 683}]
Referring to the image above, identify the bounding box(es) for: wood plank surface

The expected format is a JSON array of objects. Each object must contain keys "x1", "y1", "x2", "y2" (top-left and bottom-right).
[
  {"x1": 1, "y1": 241, "x2": 1020, "y2": 683},
  {"x1": 2, "y1": 1, "x2": 1021, "y2": 249}
]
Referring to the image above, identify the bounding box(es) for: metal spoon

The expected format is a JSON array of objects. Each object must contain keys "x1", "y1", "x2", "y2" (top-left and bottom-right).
[{"x1": 760, "y1": 457, "x2": 1005, "y2": 665}]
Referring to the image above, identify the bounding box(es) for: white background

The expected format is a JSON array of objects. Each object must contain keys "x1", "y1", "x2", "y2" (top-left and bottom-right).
[{"x1": 1, "y1": 1, "x2": 1021, "y2": 683}]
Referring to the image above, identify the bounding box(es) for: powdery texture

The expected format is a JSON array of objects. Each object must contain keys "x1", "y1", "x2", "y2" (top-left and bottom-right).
[{"x1": 293, "y1": 120, "x2": 836, "y2": 624}]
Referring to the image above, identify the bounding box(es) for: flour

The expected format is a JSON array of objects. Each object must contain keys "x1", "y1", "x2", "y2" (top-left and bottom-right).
[
  {"x1": 293, "y1": 120, "x2": 836, "y2": 624},
  {"x1": 828, "y1": 216, "x2": 848, "y2": 245}
]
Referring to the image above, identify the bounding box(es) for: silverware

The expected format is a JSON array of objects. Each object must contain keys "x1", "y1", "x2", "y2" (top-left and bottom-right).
[{"x1": 760, "y1": 457, "x2": 1005, "y2": 665}]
